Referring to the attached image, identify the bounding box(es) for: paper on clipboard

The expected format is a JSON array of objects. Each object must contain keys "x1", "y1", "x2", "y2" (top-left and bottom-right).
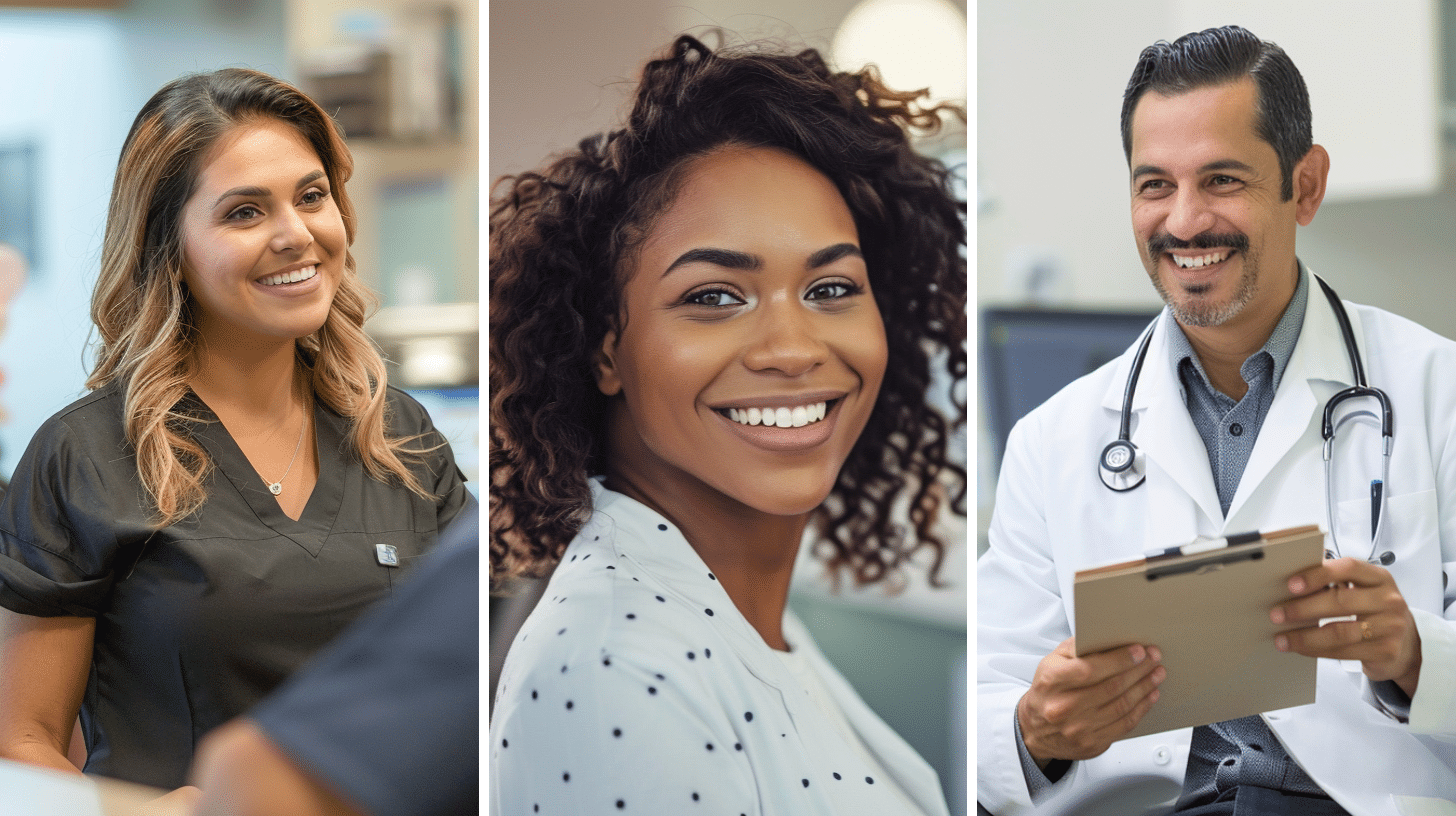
[{"x1": 1074, "y1": 524, "x2": 1325, "y2": 740}]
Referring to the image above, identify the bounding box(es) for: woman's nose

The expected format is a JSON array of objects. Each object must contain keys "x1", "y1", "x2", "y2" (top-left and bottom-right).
[
  {"x1": 269, "y1": 206, "x2": 314, "y2": 253},
  {"x1": 742, "y1": 299, "x2": 827, "y2": 376}
]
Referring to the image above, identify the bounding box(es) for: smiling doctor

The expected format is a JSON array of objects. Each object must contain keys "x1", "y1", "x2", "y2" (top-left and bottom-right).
[{"x1": 978, "y1": 26, "x2": 1456, "y2": 816}]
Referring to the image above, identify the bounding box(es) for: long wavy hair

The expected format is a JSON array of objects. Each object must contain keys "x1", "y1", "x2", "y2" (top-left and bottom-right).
[
  {"x1": 491, "y1": 35, "x2": 966, "y2": 589},
  {"x1": 89, "y1": 67, "x2": 433, "y2": 525}
]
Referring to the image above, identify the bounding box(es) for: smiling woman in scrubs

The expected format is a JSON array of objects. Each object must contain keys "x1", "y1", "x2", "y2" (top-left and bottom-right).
[
  {"x1": 0, "y1": 69, "x2": 469, "y2": 804},
  {"x1": 489, "y1": 35, "x2": 965, "y2": 815}
]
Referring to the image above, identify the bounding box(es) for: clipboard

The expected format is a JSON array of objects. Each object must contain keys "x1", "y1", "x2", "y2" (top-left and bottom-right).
[{"x1": 1073, "y1": 524, "x2": 1324, "y2": 739}]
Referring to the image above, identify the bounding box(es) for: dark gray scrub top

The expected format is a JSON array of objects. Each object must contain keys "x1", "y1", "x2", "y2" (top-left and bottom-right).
[
  {"x1": 254, "y1": 507, "x2": 479, "y2": 816},
  {"x1": 0, "y1": 381, "x2": 469, "y2": 789}
]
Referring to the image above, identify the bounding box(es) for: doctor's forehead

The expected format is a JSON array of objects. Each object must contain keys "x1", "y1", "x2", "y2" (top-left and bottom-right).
[{"x1": 1127, "y1": 81, "x2": 1271, "y2": 166}]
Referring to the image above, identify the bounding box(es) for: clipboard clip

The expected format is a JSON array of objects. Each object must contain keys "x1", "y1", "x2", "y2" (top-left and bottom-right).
[{"x1": 1145, "y1": 530, "x2": 1264, "y2": 580}]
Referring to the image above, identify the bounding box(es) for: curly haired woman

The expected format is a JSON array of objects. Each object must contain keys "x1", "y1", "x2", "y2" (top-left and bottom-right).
[{"x1": 490, "y1": 35, "x2": 964, "y2": 815}]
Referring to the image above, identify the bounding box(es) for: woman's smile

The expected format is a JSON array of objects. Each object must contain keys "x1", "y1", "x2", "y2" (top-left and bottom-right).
[{"x1": 714, "y1": 396, "x2": 843, "y2": 453}]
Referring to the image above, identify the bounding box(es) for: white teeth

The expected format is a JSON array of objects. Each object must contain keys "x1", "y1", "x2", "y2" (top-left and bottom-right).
[
  {"x1": 724, "y1": 401, "x2": 829, "y2": 428},
  {"x1": 1171, "y1": 252, "x2": 1228, "y2": 269},
  {"x1": 260, "y1": 265, "x2": 318, "y2": 286}
]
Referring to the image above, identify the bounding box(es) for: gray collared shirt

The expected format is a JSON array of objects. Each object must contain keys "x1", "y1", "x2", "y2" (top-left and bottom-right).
[
  {"x1": 1166, "y1": 269, "x2": 1334, "y2": 806},
  {"x1": 1168, "y1": 270, "x2": 1308, "y2": 517}
]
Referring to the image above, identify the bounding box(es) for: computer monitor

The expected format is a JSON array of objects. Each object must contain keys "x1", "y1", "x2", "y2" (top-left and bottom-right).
[{"x1": 981, "y1": 307, "x2": 1159, "y2": 475}]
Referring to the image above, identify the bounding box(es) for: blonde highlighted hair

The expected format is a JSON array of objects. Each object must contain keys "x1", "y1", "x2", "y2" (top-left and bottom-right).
[{"x1": 88, "y1": 67, "x2": 433, "y2": 525}]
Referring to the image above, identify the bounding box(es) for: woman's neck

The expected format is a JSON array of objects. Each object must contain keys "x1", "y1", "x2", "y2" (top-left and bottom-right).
[
  {"x1": 603, "y1": 464, "x2": 807, "y2": 652},
  {"x1": 188, "y1": 339, "x2": 304, "y2": 419}
]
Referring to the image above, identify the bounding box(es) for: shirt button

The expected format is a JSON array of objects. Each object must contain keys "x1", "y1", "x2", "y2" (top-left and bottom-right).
[
  {"x1": 1154, "y1": 745, "x2": 1172, "y2": 765},
  {"x1": 1229, "y1": 423, "x2": 1243, "y2": 436}
]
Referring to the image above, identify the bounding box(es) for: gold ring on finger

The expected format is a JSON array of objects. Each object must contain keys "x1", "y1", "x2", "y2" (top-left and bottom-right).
[{"x1": 1360, "y1": 619, "x2": 1374, "y2": 641}]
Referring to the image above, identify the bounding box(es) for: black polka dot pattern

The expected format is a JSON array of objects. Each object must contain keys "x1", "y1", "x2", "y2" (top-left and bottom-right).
[{"x1": 490, "y1": 495, "x2": 914, "y2": 814}]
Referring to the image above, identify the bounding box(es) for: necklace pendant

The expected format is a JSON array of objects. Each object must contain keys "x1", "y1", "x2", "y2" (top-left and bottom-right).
[{"x1": 268, "y1": 482, "x2": 283, "y2": 496}]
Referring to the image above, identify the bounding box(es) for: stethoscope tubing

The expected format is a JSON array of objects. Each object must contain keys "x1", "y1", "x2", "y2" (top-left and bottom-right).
[{"x1": 1100, "y1": 273, "x2": 1394, "y2": 564}]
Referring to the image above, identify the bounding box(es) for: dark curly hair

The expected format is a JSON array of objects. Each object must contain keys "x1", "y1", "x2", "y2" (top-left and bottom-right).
[{"x1": 490, "y1": 35, "x2": 966, "y2": 590}]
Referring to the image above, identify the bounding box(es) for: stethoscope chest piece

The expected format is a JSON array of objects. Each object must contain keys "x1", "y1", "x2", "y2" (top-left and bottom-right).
[{"x1": 1099, "y1": 439, "x2": 1146, "y2": 491}]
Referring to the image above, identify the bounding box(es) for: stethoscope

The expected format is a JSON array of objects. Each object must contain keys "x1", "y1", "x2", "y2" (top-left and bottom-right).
[{"x1": 1098, "y1": 275, "x2": 1395, "y2": 565}]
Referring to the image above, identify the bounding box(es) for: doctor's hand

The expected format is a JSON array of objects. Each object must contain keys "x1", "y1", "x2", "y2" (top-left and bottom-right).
[
  {"x1": 1017, "y1": 637, "x2": 1166, "y2": 766},
  {"x1": 1270, "y1": 557, "x2": 1422, "y2": 697}
]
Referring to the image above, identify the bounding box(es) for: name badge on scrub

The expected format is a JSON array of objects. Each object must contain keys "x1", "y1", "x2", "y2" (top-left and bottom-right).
[{"x1": 375, "y1": 544, "x2": 400, "y2": 567}]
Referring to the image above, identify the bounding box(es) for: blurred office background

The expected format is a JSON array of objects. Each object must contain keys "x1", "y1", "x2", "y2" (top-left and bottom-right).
[
  {"x1": 978, "y1": 0, "x2": 1456, "y2": 552},
  {"x1": 490, "y1": 1, "x2": 969, "y2": 812},
  {"x1": 0, "y1": 0, "x2": 479, "y2": 489}
]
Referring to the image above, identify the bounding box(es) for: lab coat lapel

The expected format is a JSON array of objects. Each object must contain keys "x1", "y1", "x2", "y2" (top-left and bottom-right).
[
  {"x1": 1110, "y1": 314, "x2": 1224, "y2": 538},
  {"x1": 1226, "y1": 270, "x2": 1356, "y2": 527}
]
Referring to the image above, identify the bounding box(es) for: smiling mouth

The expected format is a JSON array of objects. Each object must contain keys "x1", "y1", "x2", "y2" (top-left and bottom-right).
[
  {"x1": 1170, "y1": 251, "x2": 1231, "y2": 269},
  {"x1": 260, "y1": 265, "x2": 318, "y2": 286},
  {"x1": 718, "y1": 400, "x2": 834, "y2": 428}
]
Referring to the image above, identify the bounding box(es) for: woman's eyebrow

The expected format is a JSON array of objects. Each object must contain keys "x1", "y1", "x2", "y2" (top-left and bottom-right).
[
  {"x1": 661, "y1": 247, "x2": 761, "y2": 277},
  {"x1": 661, "y1": 243, "x2": 862, "y2": 277},
  {"x1": 806, "y1": 242, "x2": 861, "y2": 269},
  {"x1": 213, "y1": 171, "x2": 328, "y2": 208},
  {"x1": 214, "y1": 185, "x2": 270, "y2": 208}
]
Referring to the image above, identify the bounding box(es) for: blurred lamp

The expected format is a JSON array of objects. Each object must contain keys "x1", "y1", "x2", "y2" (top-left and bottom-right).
[{"x1": 831, "y1": 0, "x2": 967, "y2": 105}]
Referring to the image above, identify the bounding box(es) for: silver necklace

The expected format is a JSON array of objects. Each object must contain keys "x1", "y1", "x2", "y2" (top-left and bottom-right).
[{"x1": 264, "y1": 411, "x2": 307, "y2": 496}]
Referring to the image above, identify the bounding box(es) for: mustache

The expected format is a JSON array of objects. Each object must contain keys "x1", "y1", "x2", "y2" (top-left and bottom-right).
[{"x1": 1147, "y1": 232, "x2": 1250, "y2": 256}]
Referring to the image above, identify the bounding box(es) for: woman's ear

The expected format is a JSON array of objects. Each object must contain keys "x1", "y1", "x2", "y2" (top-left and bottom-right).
[{"x1": 594, "y1": 330, "x2": 622, "y2": 396}]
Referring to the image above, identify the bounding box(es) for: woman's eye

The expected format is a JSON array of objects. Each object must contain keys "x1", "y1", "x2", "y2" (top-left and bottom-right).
[
  {"x1": 226, "y1": 205, "x2": 262, "y2": 221},
  {"x1": 684, "y1": 288, "x2": 745, "y2": 307},
  {"x1": 300, "y1": 188, "x2": 328, "y2": 206},
  {"x1": 807, "y1": 280, "x2": 860, "y2": 301}
]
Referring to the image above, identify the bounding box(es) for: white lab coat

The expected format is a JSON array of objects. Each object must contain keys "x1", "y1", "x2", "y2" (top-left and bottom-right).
[
  {"x1": 978, "y1": 267, "x2": 1456, "y2": 816},
  {"x1": 492, "y1": 480, "x2": 950, "y2": 816}
]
